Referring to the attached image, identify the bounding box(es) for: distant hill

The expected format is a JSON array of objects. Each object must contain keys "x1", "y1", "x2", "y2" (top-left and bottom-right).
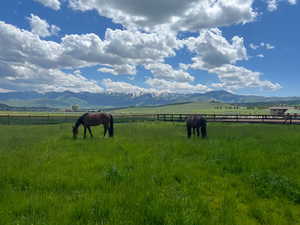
[
  {"x1": 0, "y1": 102, "x2": 57, "y2": 112},
  {"x1": 0, "y1": 90, "x2": 300, "y2": 109},
  {"x1": 0, "y1": 103, "x2": 12, "y2": 111}
]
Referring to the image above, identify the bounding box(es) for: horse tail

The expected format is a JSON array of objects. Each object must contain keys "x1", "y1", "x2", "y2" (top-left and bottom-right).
[{"x1": 108, "y1": 114, "x2": 114, "y2": 137}]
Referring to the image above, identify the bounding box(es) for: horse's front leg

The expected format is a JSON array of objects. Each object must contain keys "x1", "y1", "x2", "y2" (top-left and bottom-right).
[
  {"x1": 87, "y1": 126, "x2": 93, "y2": 138},
  {"x1": 84, "y1": 126, "x2": 87, "y2": 139},
  {"x1": 187, "y1": 125, "x2": 192, "y2": 138},
  {"x1": 196, "y1": 127, "x2": 200, "y2": 137},
  {"x1": 103, "y1": 124, "x2": 108, "y2": 137}
]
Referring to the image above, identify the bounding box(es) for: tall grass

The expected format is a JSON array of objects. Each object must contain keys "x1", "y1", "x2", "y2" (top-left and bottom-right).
[{"x1": 0, "y1": 122, "x2": 300, "y2": 225}]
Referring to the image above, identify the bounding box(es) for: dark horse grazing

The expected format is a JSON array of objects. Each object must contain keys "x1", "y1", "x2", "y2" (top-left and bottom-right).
[
  {"x1": 186, "y1": 115, "x2": 207, "y2": 139},
  {"x1": 72, "y1": 112, "x2": 114, "y2": 139}
]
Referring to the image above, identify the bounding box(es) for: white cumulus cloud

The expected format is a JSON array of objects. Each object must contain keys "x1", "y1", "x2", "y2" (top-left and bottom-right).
[
  {"x1": 265, "y1": 43, "x2": 275, "y2": 50},
  {"x1": 0, "y1": 62, "x2": 102, "y2": 93},
  {"x1": 104, "y1": 29, "x2": 180, "y2": 63},
  {"x1": 68, "y1": 0, "x2": 257, "y2": 33},
  {"x1": 0, "y1": 16, "x2": 281, "y2": 94},
  {"x1": 101, "y1": 79, "x2": 152, "y2": 95},
  {"x1": 27, "y1": 14, "x2": 60, "y2": 38},
  {"x1": 98, "y1": 64, "x2": 137, "y2": 75},
  {"x1": 209, "y1": 64, "x2": 281, "y2": 91},
  {"x1": 183, "y1": 28, "x2": 248, "y2": 70},
  {"x1": 266, "y1": 0, "x2": 297, "y2": 11},
  {"x1": 146, "y1": 78, "x2": 211, "y2": 94},
  {"x1": 257, "y1": 54, "x2": 265, "y2": 58},
  {"x1": 33, "y1": 0, "x2": 61, "y2": 10},
  {"x1": 0, "y1": 21, "x2": 102, "y2": 93},
  {"x1": 144, "y1": 63, "x2": 194, "y2": 82},
  {"x1": 250, "y1": 43, "x2": 259, "y2": 50},
  {"x1": 267, "y1": 0, "x2": 278, "y2": 11},
  {"x1": 250, "y1": 42, "x2": 275, "y2": 50},
  {"x1": 288, "y1": 0, "x2": 297, "y2": 4}
]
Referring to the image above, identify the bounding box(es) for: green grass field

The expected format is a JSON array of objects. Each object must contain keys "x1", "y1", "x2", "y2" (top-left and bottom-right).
[
  {"x1": 0, "y1": 102, "x2": 269, "y2": 117},
  {"x1": 1, "y1": 122, "x2": 300, "y2": 225},
  {"x1": 110, "y1": 102, "x2": 268, "y2": 115}
]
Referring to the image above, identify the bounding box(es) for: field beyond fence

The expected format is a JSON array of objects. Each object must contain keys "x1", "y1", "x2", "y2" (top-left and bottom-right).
[{"x1": 1, "y1": 113, "x2": 300, "y2": 125}]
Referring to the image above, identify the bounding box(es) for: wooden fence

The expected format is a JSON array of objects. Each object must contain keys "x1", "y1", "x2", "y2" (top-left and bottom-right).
[
  {"x1": 156, "y1": 114, "x2": 300, "y2": 124},
  {"x1": 0, "y1": 113, "x2": 300, "y2": 125},
  {"x1": 0, "y1": 114, "x2": 157, "y2": 125}
]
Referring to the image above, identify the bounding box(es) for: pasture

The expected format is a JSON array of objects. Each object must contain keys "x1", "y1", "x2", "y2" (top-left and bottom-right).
[
  {"x1": 1, "y1": 122, "x2": 300, "y2": 225},
  {"x1": 109, "y1": 102, "x2": 268, "y2": 115}
]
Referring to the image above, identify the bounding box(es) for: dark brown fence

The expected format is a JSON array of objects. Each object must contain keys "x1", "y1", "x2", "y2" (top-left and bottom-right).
[
  {"x1": 0, "y1": 113, "x2": 300, "y2": 125},
  {"x1": 156, "y1": 114, "x2": 300, "y2": 124},
  {"x1": 0, "y1": 114, "x2": 157, "y2": 125}
]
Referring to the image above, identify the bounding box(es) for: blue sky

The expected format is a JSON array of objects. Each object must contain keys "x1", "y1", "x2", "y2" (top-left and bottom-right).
[{"x1": 0, "y1": 0, "x2": 299, "y2": 96}]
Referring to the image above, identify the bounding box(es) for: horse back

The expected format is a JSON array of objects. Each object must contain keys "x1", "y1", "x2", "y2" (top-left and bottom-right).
[
  {"x1": 186, "y1": 115, "x2": 206, "y2": 128},
  {"x1": 83, "y1": 113, "x2": 111, "y2": 126}
]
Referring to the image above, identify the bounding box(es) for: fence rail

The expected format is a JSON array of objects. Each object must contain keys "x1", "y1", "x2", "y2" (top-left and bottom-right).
[
  {"x1": 156, "y1": 114, "x2": 300, "y2": 124},
  {"x1": 0, "y1": 113, "x2": 299, "y2": 125},
  {"x1": 0, "y1": 114, "x2": 157, "y2": 125}
]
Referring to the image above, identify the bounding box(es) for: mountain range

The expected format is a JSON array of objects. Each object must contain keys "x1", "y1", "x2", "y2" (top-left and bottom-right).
[{"x1": 1, "y1": 90, "x2": 300, "y2": 109}]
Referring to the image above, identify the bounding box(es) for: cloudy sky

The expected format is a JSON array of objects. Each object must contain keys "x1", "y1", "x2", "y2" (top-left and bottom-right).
[{"x1": 0, "y1": 0, "x2": 299, "y2": 96}]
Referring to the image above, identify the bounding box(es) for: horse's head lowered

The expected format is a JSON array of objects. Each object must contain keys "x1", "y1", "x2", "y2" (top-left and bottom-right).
[{"x1": 72, "y1": 126, "x2": 79, "y2": 139}]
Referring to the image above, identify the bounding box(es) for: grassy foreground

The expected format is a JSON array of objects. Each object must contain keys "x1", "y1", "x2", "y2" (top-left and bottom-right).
[{"x1": 1, "y1": 122, "x2": 300, "y2": 225}]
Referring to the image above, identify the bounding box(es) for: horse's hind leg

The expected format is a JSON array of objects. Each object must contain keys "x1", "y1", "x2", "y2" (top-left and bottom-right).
[
  {"x1": 201, "y1": 126, "x2": 207, "y2": 138},
  {"x1": 87, "y1": 126, "x2": 93, "y2": 138},
  {"x1": 196, "y1": 127, "x2": 200, "y2": 137}
]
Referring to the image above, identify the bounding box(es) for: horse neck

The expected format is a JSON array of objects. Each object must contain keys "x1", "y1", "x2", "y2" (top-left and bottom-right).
[{"x1": 74, "y1": 118, "x2": 83, "y2": 129}]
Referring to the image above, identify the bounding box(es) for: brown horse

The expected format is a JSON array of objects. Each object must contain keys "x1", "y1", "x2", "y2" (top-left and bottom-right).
[
  {"x1": 186, "y1": 115, "x2": 207, "y2": 139},
  {"x1": 72, "y1": 112, "x2": 114, "y2": 139}
]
